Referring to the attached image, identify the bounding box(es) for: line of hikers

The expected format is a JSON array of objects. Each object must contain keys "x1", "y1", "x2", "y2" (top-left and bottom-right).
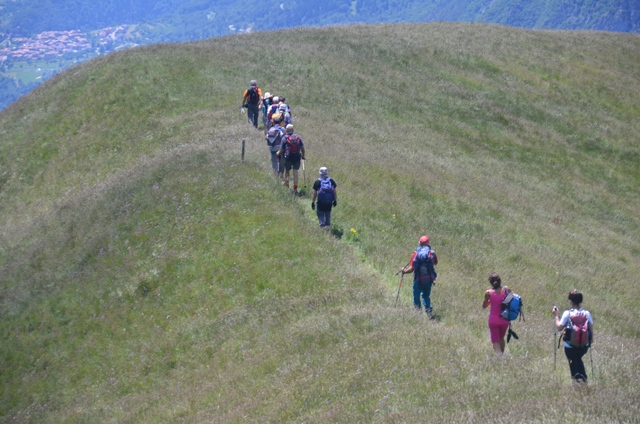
[
  {"x1": 245, "y1": 81, "x2": 592, "y2": 384},
  {"x1": 241, "y1": 80, "x2": 292, "y2": 132},
  {"x1": 483, "y1": 273, "x2": 593, "y2": 383},
  {"x1": 400, "y1": 236, "x2": 593, "y2": 383},
  {"x1": 242, "y1": 80, "x2": 338, "y2": 227}
]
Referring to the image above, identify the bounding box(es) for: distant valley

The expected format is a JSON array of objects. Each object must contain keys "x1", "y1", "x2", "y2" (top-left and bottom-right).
[{"x1": 1, "y1": 0, "x2": 638, "y2": 109}]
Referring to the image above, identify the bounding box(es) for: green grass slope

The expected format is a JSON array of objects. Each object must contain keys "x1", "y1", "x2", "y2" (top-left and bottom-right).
[{"x1": 1, "y1": 23, "x2": 639, "y2": 422}]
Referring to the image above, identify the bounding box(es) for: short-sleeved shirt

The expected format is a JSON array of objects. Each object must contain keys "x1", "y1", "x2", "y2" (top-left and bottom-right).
[
  {"x1": 313, "y1": 178, "x2": 337, "y2": 211},
  {"x1": 282, "y1": 133, "x2": 303, "y2": 159},
  {"x1": 559, "y1": 308, "x2": 593, "y2": 348}
]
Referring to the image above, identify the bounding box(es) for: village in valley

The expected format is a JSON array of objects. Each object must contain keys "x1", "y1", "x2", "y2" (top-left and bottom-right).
[
  {"x1": 0, "y1": 24, "x2": 149, "y2": 108},
  {"x1": 0, "y1": 25, "x2": 140, "y2": 63}
]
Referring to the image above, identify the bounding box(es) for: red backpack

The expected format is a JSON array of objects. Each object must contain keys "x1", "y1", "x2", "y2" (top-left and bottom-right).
[
  {"x1": 563, "y1": 310, "x2": 590, "y2": 347},
  {"x1": 284, "y1": 134, "x2": 302, "y2": 160}
]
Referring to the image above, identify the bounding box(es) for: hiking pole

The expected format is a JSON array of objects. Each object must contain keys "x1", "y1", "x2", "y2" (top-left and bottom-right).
[
  {"x1": 553, "y1": 306, "x2": 558, "y2": 371},
  {"x1": 395, "y1": 262, "x2": 411, "y2": 276},
  {"x1": 302, "y1": 159, "x2": 306, "y2": 188},
  {"x1": 589, "y1": 344, "x2": 594, "y2": 382},
  {"x1": 395, "y1": 272, "x2": 404, "y2": 307},
  {"x1": 394, "y1": 262, "x2": 410, "y2": 306}
]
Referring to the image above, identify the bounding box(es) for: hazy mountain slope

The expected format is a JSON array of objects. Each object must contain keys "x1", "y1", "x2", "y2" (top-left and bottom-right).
[
  {"x1": 2, "y1": 0, "x2": 638, "y2": 110},
  {"x1": 2, "y1": 0, "x2": 639, "y2": 37},
  {"x1": 0, "y1": 23, "x2": 639, "y2": 422}
]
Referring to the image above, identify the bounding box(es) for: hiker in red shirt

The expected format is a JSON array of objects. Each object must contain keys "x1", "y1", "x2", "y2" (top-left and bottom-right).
[{"x1": 400, "y1": 235, "x2": 438, "y2": 318}]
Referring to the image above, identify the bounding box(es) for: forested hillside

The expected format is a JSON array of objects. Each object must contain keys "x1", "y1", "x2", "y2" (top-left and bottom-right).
[
  {"x1": 2, "y1": 0, "x2": 639, "y2": 38},
  {"x1": 1, "y1": 0, "x2": 638, "y2": 109}
]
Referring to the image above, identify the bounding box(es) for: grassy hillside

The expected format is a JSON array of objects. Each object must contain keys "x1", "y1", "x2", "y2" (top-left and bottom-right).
[{"x1": 1, "y1": 23, "x2": 639, "y2": 422}]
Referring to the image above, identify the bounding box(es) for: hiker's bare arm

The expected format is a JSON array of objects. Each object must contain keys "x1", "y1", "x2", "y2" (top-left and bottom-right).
[
  {"x1": 552, "y1": 307, "x2": 564, "y2": 331},
  {"x1": 483, "y1": 291, "x2": 490, "y2": 309}
]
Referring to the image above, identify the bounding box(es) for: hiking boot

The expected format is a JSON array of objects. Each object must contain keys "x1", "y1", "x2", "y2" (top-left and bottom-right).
[{"x1": 426, "y1": 309, "x2": 434, "y2": 319}]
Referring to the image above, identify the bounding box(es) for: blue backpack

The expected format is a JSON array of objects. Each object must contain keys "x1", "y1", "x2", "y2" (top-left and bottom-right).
[
  {"x1": 266, "y1": 126, "x2": 283, "y2": 152},
  {"x1": 500, "y1": 291, "x2": 524, "y2": 321},
  {"x1": 317, "y1": 178, "x2": 335, "y2": 204},
  {"x1": 413, "y1": 246, "x2": 437, "y2": 284}
]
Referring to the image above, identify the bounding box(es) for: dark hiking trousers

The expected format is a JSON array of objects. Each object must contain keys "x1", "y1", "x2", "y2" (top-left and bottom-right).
[
  {"x1": 564, "y1": 345, "x2": 589, "y2": 382},
  {"x1": 247, "y1": 104, "x2": 259, "y2": 128}
]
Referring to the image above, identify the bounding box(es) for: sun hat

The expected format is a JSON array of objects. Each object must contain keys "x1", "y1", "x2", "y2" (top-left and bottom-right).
[
  {"x1": 419, "y1": 235, "x2": 430, "y2": 244},
  {"x1": 319, "y1": 167, "x2": 328, "y2": 177}
]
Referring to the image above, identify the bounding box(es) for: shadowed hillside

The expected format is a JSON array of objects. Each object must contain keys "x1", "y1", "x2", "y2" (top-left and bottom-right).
[{"x1": 1, "y1": 23, "x2": 639, "y2": 422}]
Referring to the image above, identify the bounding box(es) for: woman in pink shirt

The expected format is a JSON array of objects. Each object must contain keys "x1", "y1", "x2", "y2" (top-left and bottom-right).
[{"x1": 482, "y1": 272, "x2": 511, "y2": 356}]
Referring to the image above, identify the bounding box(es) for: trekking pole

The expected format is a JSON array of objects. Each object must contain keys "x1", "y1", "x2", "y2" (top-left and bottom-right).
[
  {"x1": 553, "y1": 306, "x2": 557, "y2": 371},
  {"x1": 395, "y1": 272, "x2": 404, "y2": 307},
  {"x1": 589, "y1": 344, "x2": 594, "y2": 382},
  {"x1": 302, "y1": 159, "x2": 306, "y2": 188},
  {"x1": 394, "y1": 262, "x2": 410, "y2": 306}
]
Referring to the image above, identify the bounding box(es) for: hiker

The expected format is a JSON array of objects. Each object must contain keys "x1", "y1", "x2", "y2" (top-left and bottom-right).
[
  {"x1": 311, "y1": 167, "x2": 337, "y2": 227},
  {"x1": 261, "y1": 92, "x2": 274, "y2": 134},
  {"x1": 278, "y1": 102, "x2": 292, "y2": 126},
  {"x1": 482, "y1": 272, "x2": 511, "y2": 357},
  {"x1": 241, "y1": 80, "x2": 262, "y2": 129},
  {"x1": 266, "y1": 96, "x2": 281, "y2": 128},
  {"x1": 278, "y1": 97, "x2": 292, "y2": 123},
  {"x1": 265, "y1": 123, "x2": 284, "y2": 174},
  {"x1": 400, "y1": 235, "x2": 438, "y2": 317},
  {"x1": 277, "y1": 124, "x2": 305, "y2": 193},
  {"x1": 553, "y1": 290, "x2": 594, "y2": 383}
]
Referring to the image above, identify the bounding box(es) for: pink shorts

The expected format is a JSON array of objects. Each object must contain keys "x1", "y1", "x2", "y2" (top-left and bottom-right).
[{"x1": 489, "y1": 321, "x2": 509, "y2": 343}]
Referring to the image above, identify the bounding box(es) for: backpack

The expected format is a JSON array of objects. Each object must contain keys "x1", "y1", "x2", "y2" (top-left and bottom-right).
[
  {"x1": 500, "y1": 291, "x2": 524, "y2": 321},
  {"x1": 277, "y1": 104, "x2": 292, "y2": 124},
  {"x1": 317, "y1": 177, "x2": 335, "y2": 204},
  {"x1": 262, "y1": 98, "x2": 272, "y2": 114},
  {"x1": 413, "y1": 245, "x2": 437, "y2": 284},
  {"x1": 271, "y1": 111, "x2": 283, "y2": 126},
  {"x1": 266, "y1": 127, "x2": 283, "y2": 152},
  {"x1": 267, "y1": 104, "x2": 279, "y2": 120},
  {"x1": 284, "y1": 134, "x2": 302, "y2": 160},
  {"x1": 563, "y1": 310, "x2": 590, "y2": 347},
  {"x1": 246, "y1": 86, "x2": 260, "y2": 105}
]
